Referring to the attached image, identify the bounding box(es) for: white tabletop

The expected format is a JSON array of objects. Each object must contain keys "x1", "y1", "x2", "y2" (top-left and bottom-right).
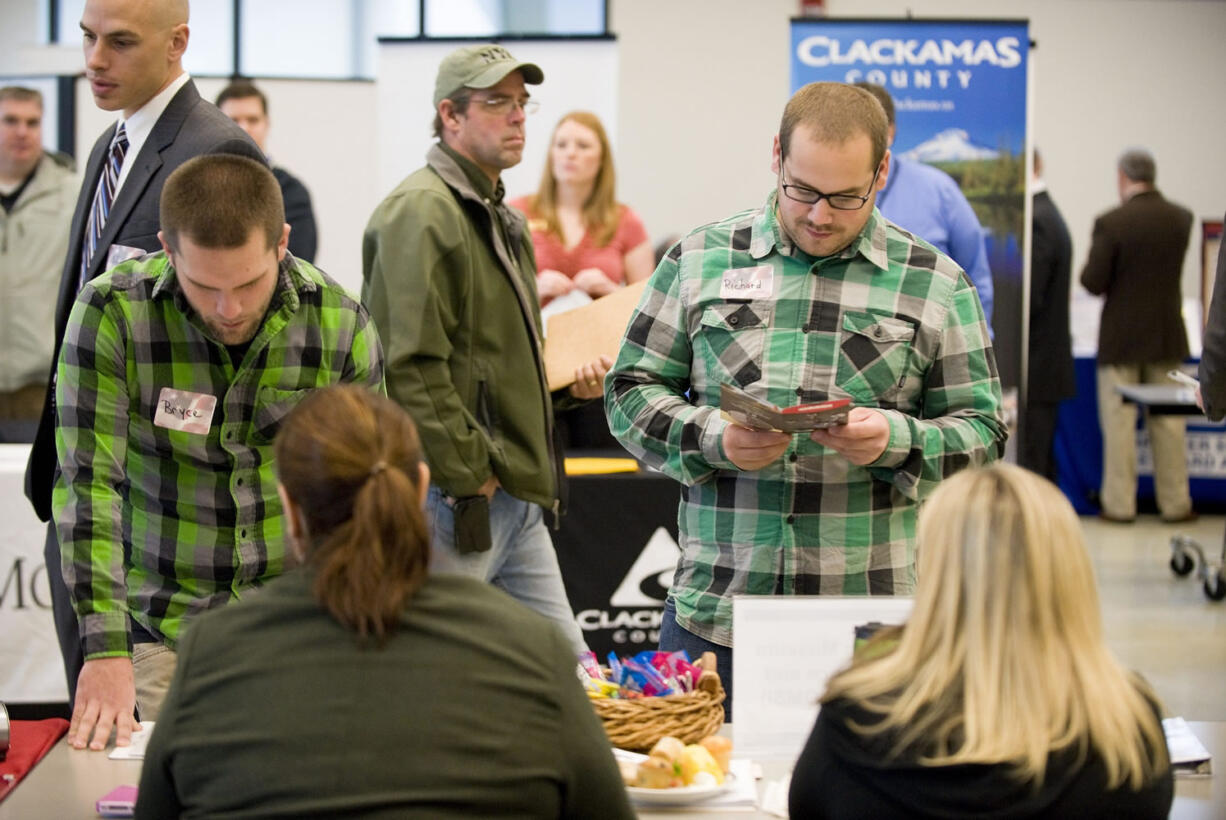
[{"x1": 2, "y1": 722, "x2": 1222, "y2": 818}]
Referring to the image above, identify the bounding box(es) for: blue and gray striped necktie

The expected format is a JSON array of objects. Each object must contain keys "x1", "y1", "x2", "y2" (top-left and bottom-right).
[{"x1": 80, "y1": 122, "x2": 129, "y2": 288}]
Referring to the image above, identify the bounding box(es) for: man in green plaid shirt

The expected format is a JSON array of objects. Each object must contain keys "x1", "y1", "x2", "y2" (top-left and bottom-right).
[
  {"x1": 605, "y1": 83, "x2": 1006, "y2": 717},
  {"x1": 52, "y1": 155, "x2": 383, "y2": 750}
]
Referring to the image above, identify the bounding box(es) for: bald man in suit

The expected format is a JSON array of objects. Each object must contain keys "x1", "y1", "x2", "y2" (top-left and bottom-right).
[{"x1": 25, "y1": 0, "x2": 263, "y2": 709}]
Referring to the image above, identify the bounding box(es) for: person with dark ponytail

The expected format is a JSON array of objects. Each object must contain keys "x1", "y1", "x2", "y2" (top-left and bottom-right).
[{"x1": 135, "y1": 385, "x2": 634, "y2": 819}]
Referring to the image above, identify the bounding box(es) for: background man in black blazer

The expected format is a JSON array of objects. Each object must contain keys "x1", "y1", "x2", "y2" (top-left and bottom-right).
[
  {"x1": 24, "y1": 0, "x2": 263, "y2": 708},
  {"x1": 1080, "y1": 148, "x2": 1195, "y2": 524},
  {"x1": 1198, "y1": 212, "x2": 1226, "y2": 420},
  {"x1": 215, "y1": 79, "x2": 319, "y2": 263},
  {"x1": 1021, "y1": 149, "x2": 1075, "y2": 482}
]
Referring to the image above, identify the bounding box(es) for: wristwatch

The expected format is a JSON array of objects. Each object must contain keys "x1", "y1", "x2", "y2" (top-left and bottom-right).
[{"x1": 0, "y1": 701, "x2": 9, "y2": 761}]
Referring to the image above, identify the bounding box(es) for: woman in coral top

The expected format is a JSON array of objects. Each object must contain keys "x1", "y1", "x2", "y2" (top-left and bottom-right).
[{"x1": 511, "y1": 111, "x2": 653, "y2": 307}]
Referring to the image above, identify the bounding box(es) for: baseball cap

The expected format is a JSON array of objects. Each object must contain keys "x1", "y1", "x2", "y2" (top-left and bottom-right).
[{"x1": 433, "y1": 44, "x2": 545, "y2": 106}]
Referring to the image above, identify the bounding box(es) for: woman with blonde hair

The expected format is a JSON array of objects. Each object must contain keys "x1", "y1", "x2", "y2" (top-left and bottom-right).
[
  {"x1": 788, "y1": 463, "x2": 1172, "y2": 819},
  {"x1": 135, "y1": 385, "x2": 633, "y2": 819},
  {"x1": 511, "y1": 111, "x2": 653, "y2": 306}
]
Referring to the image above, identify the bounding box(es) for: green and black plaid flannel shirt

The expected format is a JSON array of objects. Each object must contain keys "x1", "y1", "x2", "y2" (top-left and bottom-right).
[
  {"x1": 606, "y1": 194, "x2": 1006, "y2": 646},
  {"x1": 53, "y1": 253, "x2": 384, "y2": 658}
]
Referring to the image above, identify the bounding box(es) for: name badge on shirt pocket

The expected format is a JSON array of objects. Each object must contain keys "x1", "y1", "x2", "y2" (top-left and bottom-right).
[
  {"x1": 154, "y1": 387, "x2": 217, "y2": 435},
  {"x1": 720, "y1": 266, "x2": 774, "y2": 300}
]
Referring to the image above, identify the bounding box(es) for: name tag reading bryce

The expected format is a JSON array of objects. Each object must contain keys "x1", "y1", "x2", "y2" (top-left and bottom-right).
[
  {"x1": 720, "y1": 266, "x2": 774, "y2": 299},
  {"x1": 154, "y1": 387, "x2": 217, "y2": 435}
]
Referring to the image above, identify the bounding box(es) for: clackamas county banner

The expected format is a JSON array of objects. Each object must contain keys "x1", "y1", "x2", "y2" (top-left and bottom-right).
[{"x1": 790, "y1": 18, "x2": 1030, "y2": 408}]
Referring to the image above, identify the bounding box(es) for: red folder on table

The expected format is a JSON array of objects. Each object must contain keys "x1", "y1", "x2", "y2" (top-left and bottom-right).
[{"x1": 0, "y1": 718, "x2": 69, "y2": 803}]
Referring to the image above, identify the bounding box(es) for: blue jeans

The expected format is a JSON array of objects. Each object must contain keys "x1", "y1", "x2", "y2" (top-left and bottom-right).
[
  {"x1": 659, "y1": 598, "x2": 734, "y2": 722},
  {"x1": 427, "y1": 486, "x2": 588, "y2": 656}
]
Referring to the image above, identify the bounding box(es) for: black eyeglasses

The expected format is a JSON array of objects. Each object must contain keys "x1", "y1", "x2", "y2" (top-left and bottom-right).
[{"x1": 779, "y1": 164, "x2": 881, "y2": 210}]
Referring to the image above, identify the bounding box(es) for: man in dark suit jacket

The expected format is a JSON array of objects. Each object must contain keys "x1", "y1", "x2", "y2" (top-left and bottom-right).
[
  {"x1": 24, "y1": 0, "x2": 263, "y2": 708},
  {"x1": 1080, "y1": 148, "x2": 1195, "y2": 523},
  {"x1": 216, "y1": 80, "x2": 319, "y2": 262},
  {"x1": 1022, "y1": 150, "x2": 1075, "y2": 482},
  {"x1": 1198, "y1": 212, "x2": 1226, "y2": 421}
]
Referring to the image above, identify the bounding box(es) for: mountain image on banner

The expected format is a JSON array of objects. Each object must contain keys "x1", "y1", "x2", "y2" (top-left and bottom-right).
[
  {"x1": 610, "y1": 527, "x2": 680, "y2": 607},
  {"x1": 900, "y1": 128, "x2": 999, "y2": 163}
]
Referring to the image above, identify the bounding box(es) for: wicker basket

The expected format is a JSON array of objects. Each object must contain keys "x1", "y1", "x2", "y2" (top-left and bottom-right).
[{"x1": 591, "y1": 651, "x2": 726, "y2": 752}]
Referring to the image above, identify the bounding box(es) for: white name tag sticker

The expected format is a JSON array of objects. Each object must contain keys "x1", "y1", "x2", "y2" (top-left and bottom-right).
[
  {"x1": 106, "y1": 243, "x2": 145, "y2": 269},
  {"x1": 154, "y1": 387, "x2": 217, "y2": 435},
  {"x1": 720, "y1": 266, "x2": 775, "y2": 299}
]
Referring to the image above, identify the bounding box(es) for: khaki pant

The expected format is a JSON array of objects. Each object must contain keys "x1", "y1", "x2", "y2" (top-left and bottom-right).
[
  {"x1": 0, "y1": 382, "x2": 45, "y2": 419},
  {"x1": 132, "y1": 643, "x2": 178, "y2": 721},
  {"x1": 1096, "y1": 362, "x2": 1192, "y2": 519},
  {"x1": 0, "y1": 383, "x2": 45, "y2": 442}
]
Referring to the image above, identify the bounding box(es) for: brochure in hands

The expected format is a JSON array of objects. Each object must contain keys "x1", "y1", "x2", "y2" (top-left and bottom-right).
[{"x1": 719, "y1": 383, "x2": 851, "y2": 433}]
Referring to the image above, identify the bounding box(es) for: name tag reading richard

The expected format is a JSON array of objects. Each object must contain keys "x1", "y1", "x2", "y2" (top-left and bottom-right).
[
  {"x1": 154, "y1": 387, "x2": 217, "y2": 435},
  {"x1": 720, "y1": 266, "x2": 774, "y2": 299}
]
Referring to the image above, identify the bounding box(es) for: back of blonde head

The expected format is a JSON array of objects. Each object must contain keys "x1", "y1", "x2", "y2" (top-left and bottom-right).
[{"x1": 822, "y1": 463, "x2": 1167, "y2": 788}]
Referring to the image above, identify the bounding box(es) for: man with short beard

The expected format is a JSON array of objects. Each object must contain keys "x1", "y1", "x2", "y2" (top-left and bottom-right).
[
  {"x1": 54, "y1": 154, "x2": 382, "y2": 751},
  {"x1": 606, "y1": 82, "x2": 1006, "y2": 718}
]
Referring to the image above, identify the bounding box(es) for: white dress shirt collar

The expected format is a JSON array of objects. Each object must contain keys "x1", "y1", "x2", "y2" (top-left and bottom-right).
[{"x1": 113, "y1": 72, "x2": 191, "y2": 195}]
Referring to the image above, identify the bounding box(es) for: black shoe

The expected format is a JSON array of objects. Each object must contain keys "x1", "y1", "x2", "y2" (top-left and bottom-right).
[{"x1": 1098, "y1": 511, "x2": 1137, "y2": 524}]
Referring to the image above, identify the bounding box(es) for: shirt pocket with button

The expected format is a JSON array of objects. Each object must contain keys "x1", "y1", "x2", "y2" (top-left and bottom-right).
[
  {"x1": 252, "y1": 386, "x2": 310, "y2": 443},
  {"x1": 694, "y1": 302, "x2": 774, "y2": 388},
  {"x1": 835, "y1": 312, "x2": 917, "y2": 405}
]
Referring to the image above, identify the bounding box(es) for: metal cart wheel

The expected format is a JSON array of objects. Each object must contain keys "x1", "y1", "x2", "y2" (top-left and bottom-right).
[
  {"x1": 1205, "y1": 570, "x2": 1226, "y2": 602},
  {"x1": 1170, "y1": 550, "x2": 1195, "y2": 577},
  {"x1": 1164, "y1": 529, "x2": 1225, "y2": 602},
  {"x1": 1169, "y1": 535, "x2": 1200, "y2": 577}
]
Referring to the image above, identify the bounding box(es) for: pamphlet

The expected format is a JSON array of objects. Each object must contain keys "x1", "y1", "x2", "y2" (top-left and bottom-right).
[
  {"x1": 1163, "y1": 716, "x2": 1212, "y2": 777},
  {"x1": 719, "y1": 383, "x2": 851, "y2": 433},
  {"x1": 106, "y1": 721, "x2": 155, "y2": 760}
]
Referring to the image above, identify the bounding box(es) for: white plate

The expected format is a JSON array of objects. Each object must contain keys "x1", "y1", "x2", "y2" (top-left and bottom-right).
[{"x1": 625, "y1": 773, "x2": 736, "y2": 806}]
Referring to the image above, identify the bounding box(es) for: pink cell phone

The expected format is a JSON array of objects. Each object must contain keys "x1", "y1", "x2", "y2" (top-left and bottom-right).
[{"x1": 96, "y1": 784, "x2": 138, "y2": 817}]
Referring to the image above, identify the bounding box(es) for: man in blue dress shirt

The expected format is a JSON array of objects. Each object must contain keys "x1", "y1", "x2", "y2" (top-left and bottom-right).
[{"x1": 856, "y1": 82, "x2": 993, "y2": 327}]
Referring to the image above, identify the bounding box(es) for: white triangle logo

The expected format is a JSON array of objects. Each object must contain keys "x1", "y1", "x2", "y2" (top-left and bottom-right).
[{"x1": 609, "y1": 527, "x2": 680, "y2": 608}]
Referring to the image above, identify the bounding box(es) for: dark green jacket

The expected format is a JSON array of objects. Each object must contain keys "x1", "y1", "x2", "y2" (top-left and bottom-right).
[
  {"x1": 363, "y1": 143, "x2": 566, "y2": 507},
  {"x1": 135, "y1": 572, "x2": 635, "y2": 819}
]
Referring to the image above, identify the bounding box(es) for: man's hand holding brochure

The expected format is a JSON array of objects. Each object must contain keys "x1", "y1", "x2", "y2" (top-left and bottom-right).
[{"x1": 720, "y1": 383, "x2": 851, "y2": 433}]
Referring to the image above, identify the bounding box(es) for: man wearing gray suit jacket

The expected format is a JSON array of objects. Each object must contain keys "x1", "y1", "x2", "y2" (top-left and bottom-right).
[{"x1": 23, "y1": 0, "x2": 263, "y2": 719}]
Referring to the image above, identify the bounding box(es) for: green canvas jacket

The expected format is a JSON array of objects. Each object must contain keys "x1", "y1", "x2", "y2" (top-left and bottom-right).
[{"x1": 363, "y1": 143, "x2": 568, "y2": 508}]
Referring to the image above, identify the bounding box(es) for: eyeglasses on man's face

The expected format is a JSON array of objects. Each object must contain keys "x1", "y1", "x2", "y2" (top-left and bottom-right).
[
  {"x1": 778, "y1": 162, "x2": 881, "y2": 210},
  {"x1": 472, "y1": 94, "x2": 540, "y2": 116}
]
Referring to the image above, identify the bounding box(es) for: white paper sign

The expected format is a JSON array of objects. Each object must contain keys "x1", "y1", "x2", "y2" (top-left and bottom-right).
[
  {"x1": 732, "y1": 595, "x2": 914, "y2": 762},
  {"x1": 0, "y1": 444, "x2": 69, "y2": 703}
]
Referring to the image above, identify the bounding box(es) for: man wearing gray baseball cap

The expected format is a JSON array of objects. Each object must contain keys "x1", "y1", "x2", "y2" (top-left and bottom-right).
[{"x1": 362, "y1": 44, "x2": 608, "y2": 655}]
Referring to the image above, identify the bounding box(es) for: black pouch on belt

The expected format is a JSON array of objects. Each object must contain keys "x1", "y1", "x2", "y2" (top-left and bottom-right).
[{"x1": 452, "y1": 494, "x2": 492, "y2": 554}]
